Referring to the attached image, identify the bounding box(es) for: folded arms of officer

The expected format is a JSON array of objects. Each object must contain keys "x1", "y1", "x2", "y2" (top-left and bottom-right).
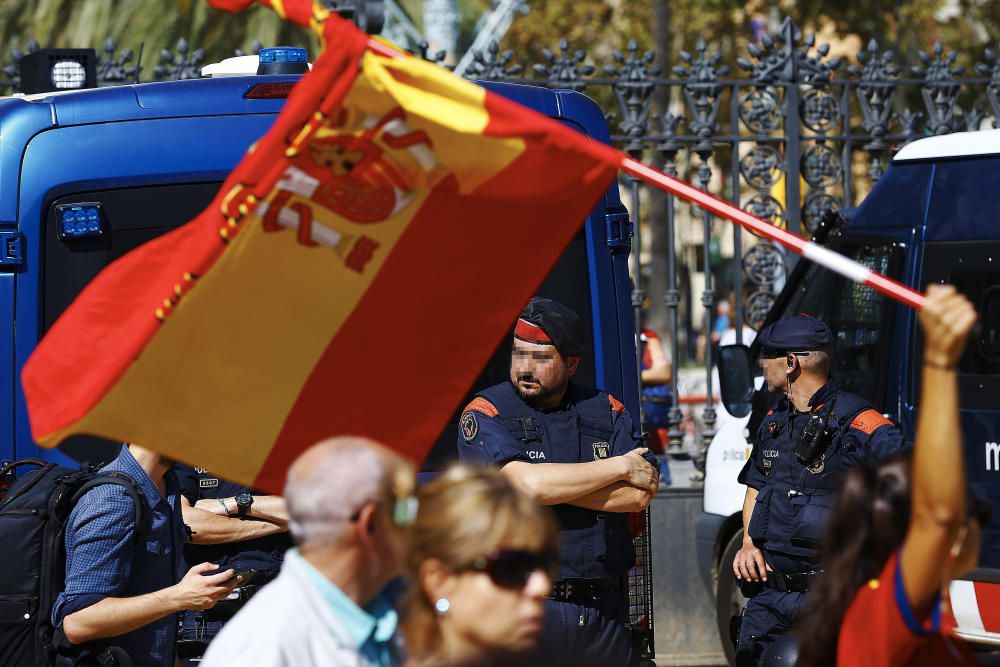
[
  {"x1": 181, "y1": 493, "x2": 289, "y2": 544},
  {"x1": 496, "y1": 431, "x2": 657, "y2": 511},
  {"x1": 456, "y1": 296, "x2": 659, "y2": 513}
]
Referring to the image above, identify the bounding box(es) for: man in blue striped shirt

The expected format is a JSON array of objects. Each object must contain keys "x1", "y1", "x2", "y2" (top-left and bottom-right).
[{"x1": 53, "y1": 444, "x2": 241, "y2": 667}]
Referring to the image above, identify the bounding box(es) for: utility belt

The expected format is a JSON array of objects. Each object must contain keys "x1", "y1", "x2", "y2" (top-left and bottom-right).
[
  {"x1": 176, "y1": 584, "x2": 266, "y2": 659},
  {"x1": 738, "y1": 570, "x2": 821, "y2": 597},
  {"x1": 547, "y1": 577, "x2": 623, "y2": 605},
  {"x1": 764, "y1": 569, "x2": 821, "y2": 593}
]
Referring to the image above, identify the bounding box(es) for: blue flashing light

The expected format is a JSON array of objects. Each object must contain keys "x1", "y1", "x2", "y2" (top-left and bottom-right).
[
  {"x1": 258, "y1": 47, "x2": 308, "y2": 65},
  {"x1": 57, "y1": 203, "x2": 104, "y2": 240}
]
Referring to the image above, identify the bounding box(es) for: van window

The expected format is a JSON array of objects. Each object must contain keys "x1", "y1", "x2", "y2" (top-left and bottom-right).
[
  {"x1": 42, "y1": 185, "x2": 595, "y2": 468},
  {"x1": 772, "y1": 240, "x2": 901, "y2": 408},
  {"x1": 919, "y1": 240, "x2": 1000, "y2": 411},
  {"x1": 44, "y1": 183, "x2": 221, "y2": 332}
]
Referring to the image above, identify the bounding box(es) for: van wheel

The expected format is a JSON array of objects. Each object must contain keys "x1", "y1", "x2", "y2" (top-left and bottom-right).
[{"x1": 717, "y1": 531, "x2": 748, "y2": 666}]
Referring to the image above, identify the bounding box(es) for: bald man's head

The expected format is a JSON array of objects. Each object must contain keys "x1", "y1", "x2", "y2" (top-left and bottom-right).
[{"x1": 285, "y1": 436, "x2": 407, "y2": 548}]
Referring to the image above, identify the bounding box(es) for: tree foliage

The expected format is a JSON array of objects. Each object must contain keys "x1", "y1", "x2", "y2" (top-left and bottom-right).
[
  {"x1": 0, "y1": 0, "x2": 315, "y2": 70},
  {"x1": 5, "y1": 1, "x2": 1000, "y2": 76},
  {"x1": 500, "y1": 1, "x2": 652, "y2": 66}
]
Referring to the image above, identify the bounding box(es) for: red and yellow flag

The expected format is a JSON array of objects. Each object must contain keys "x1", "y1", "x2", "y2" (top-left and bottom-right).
[{"x1": 22, "y1": 0, "x2": 620, "y2": 491}]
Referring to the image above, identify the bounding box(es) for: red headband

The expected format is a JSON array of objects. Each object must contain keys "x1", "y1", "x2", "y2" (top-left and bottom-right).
[{"x1": 514, "y1": 319, "x2": 552, "y2": 345}]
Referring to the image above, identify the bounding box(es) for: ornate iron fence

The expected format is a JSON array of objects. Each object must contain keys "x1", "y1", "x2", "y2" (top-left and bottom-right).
[
  {"x1": 5, "y1": 16, "x2": 1000, "y2": 461},
  {"x1": 472, "y1": 20, "x2": 1000, "y2": 462},
  {"x1": 460, "y1": 18, "x2": 1000, "y2": 464}
]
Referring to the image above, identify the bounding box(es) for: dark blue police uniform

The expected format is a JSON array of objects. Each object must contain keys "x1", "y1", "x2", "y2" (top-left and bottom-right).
[
  {"x1": 174, "y1": 465, "x2": 292, "y2": 658},
  {"x1": 734, "y1": 316, "x2": 906, "y2": 664},
  {"x1": 457, "y1": 380, "x2": 654, "y2": 667}
]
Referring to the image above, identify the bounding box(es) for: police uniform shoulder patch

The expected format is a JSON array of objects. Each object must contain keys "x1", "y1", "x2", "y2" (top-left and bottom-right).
[
  {"x1": 593, "y1": 441, "x2": 610, "y2": 459},
  {"x1": 460, "y1": 398, "x2": 498, "y2": 443},
  {"x1": 608, "y1": 394, "x2": 625, "y2": 415},
  {"x1": 850, "y1": 409, "x2": 892, "y2": 435},
  {"x1": 460, "y1": 411, "x2": 479, "y2": 442},
  {"x1": 463, "y1": 397, "x2": 498, "y2": 418}
]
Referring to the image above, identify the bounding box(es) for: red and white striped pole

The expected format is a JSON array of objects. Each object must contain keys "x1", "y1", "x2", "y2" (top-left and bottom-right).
[{"x1": 618, "y1": 157, "x2": 926, "y2": 311}]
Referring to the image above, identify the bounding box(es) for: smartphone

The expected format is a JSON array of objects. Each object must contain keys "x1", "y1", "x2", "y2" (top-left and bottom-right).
[{"x1": 231, "y1": 568, "x2": 258, "y2": 586}]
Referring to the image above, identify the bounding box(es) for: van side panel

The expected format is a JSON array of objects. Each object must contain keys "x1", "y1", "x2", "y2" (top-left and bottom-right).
[
  {"x1": 925, "y1": 156, "x2": 1000, "y2": 241},
  {"x1": 15, "y1": 115, "x2": 278, "y2": 464},
  {"x1": 553, "y1": 90, "x2": 639, "y2": 420},
  {"x1": 0, "y1": 275, "x2": 13, "y2": 462},
  {"x1": 848, "y1": 162, "x2": 934, "y2": 235},
  {"x1": 0, "y1": 101, "x2": 56, "y2": 224}
]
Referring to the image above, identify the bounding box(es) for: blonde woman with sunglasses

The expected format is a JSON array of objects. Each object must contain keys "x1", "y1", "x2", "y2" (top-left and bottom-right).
[{"x1": 403, "y1": 465, "x2": 558, "y2": 667}]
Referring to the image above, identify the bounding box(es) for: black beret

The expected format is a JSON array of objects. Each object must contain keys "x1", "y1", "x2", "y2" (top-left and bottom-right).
[
  {"x1": 757, "y1": 314, "x2": 833, "y2": 352},
  {"x1": 514, "y1": 297, "x2": 587, "y2": 358}
]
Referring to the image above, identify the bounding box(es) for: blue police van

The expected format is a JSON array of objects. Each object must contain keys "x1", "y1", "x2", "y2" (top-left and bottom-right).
[
  {"x1": 0, "y1": 49, "x2": 641, "y2": 470},
  {"x1": 0, "y1": 45, "x2": 655, "y2": 659},
  {"x1": 703, "y1": 129, "x2": 1000, "y2": 655}
]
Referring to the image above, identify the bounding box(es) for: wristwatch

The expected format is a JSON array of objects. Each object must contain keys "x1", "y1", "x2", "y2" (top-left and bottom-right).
[{"x1": 235, "y1": 492, "x2": 253, "y2": 519}]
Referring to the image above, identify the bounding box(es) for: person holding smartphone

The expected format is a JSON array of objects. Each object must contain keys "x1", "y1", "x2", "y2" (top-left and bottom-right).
[{"x1": 173, "y1": 464, "x2": 292, "y2": 662}]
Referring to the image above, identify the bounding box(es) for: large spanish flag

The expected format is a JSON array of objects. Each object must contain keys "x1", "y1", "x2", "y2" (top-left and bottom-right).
[{"x1": 21, "y1": 0, "x2": 621, "y2": 491}]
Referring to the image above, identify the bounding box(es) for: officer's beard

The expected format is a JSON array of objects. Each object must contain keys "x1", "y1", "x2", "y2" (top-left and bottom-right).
[{"x1": 513, "y1": 374, "x2": 567, "y2": 410}]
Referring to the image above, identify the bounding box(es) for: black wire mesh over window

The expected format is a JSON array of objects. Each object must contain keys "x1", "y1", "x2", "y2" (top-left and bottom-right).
[{"x1": 628, "y1": 508, "x2": 655, "y2": 660}]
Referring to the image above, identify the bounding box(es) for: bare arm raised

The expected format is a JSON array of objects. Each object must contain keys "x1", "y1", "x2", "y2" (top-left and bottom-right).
[{"x1": 899, "y1": 284, "x2": 978, "y2": 615}]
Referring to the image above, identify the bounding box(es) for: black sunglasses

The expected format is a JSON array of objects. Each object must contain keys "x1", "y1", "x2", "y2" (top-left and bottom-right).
[
  {"x1": 760, "y1": 349, "x2": 812, "y2": 359},
  {"x1": 467, "y1": 548, "x2": 559, "y2": 590}
]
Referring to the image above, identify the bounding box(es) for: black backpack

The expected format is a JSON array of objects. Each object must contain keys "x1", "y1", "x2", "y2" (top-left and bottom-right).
[{"x1": 0, "y1": 459, "x2": 147, "y2": 667}]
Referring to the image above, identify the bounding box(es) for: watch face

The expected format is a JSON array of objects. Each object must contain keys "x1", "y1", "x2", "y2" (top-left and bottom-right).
[{"x1": 237, "y1": 493, "x2": 252, "y2": 509}]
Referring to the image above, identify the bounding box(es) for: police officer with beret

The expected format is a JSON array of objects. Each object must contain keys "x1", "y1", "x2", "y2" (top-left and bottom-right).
[
  {"x1": 457, "y1": 297, "x2": 659, "y2": 667},
  {"x1": 732, "y1": 314, "x2": 905, "y2": 665},
  {"x1": 173, "y1": 466, "x2": 293, "y2": 663}
]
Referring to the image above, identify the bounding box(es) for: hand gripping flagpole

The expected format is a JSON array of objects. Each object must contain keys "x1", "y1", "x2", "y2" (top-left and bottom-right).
[{"x1": 364, "y1": 37, "x2": 926, "y2": 311}]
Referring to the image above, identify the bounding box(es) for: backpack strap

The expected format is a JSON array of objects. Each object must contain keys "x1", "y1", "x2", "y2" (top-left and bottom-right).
[
  {"x1": 0, "y1": 460, "x2": 61, "y2": 508},
  {"x1": 71, "y1": 472, "x2": 149, "y2": 541},
  {"x1": 0, "y1": 458, "x2": 47, "y2": 480},
  {"x1": 53, "y1": 629, "x2": 135, "y2": 667}
]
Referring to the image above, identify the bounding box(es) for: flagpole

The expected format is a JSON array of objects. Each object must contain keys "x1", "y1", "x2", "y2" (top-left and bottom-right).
[
  {"x1": 363, "y1": 38, "x2": 927, "y2": 311},
  {"x1": 618, "y1": 157, "x2": 926, "y2": 311}
]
